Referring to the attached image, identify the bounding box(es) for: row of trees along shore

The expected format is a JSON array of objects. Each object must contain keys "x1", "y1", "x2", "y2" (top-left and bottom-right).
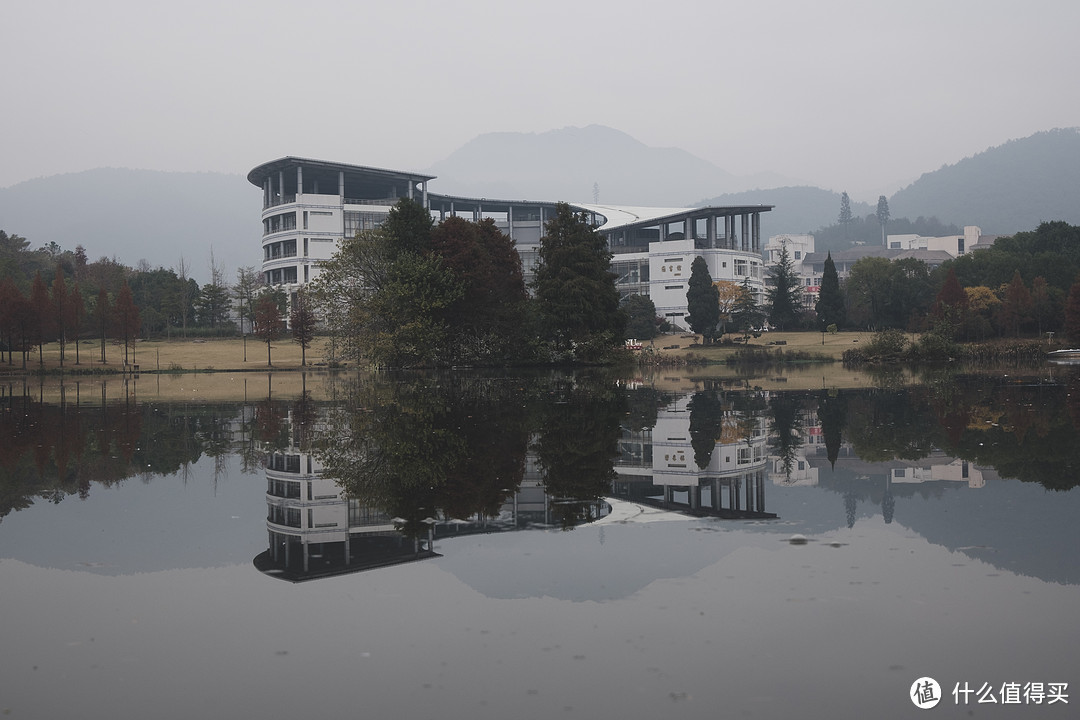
[
  {"x1": 0, "y1": 229, "x2": 315, "y2": 368},
  {"x1": 8, "y1": 209, "x2": 1080, "y2": 370},
  {"x1": 685, "y1": 220, "x2": 1080, "y2": 346}
]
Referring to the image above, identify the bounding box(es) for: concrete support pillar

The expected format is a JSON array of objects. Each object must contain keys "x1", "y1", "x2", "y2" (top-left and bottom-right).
[
  {"x1": 278, "y1": 171, "x2": 285, "y2": 203},
  {"x1": 422, "y1": 180, "x2": 428, "y2": 208},
  {"x1": 752, "y1": 213, "x2": 761, "y2": 252},
  {"x1": 508, "y1": 205, "x2": 514, "y2": 240},
  {"x1": 263, "y1": 178, "x2": 270, "y2": 208},
  {"x1": 706, "y1": 216, "x2": 716, "y2": 248},
  {"x1": 297, "y1": 166, "x2": 303, "y2": 199},
  {"x1": 408, "y1": 179, "x2": 414, "y2": 200},
  {"x1": 344, "y1": 535, "x2": 351, "y2": 565},
  {"x1": 338, "y1": 171, "x2": 345, "y2": 201},
  {"x1": 741, "y1": 214, "x2": 750, "y2": 252}
]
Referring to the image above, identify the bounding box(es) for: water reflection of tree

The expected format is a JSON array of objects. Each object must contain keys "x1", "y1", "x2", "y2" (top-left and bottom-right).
[
  {"x1": 688, "y1": 391, "x2": 726, "y2": 469},
  {"x1": 845, "y1": 389, "x2": 939, "y2": 462},
  {"x1": 768, "y1": 392, "x2": 807, "y2": 479},
  {"x1": 0, "y1": 385, "x2": 246, "y2": 520},
  {"x1": 817, "y1": 390, "x2": 846, "y2": 469},
  {"x1": 317, "y1": 373, "x2": 533, "y2": 536},
  {"x1": 534, "y1": 372, "x2": 626, "y2": 528},
  {"x1": 829, "y1": 377, "x2": 1080, "y2": 491}
]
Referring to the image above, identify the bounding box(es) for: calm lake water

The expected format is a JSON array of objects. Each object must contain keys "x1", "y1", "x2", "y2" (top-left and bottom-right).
[{"x1": 1, "y1": 366, "x2": 1078, "y2": 719}]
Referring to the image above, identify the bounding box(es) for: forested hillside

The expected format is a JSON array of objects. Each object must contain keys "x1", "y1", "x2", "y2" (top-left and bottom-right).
[{"x1": 889, "y1": 128, "x2": 1080, "y2": 234}]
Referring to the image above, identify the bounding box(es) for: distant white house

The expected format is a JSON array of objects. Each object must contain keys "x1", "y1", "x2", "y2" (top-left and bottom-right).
[{"x1": 764, "y1": 226, "x2": 998, "y2": 308}]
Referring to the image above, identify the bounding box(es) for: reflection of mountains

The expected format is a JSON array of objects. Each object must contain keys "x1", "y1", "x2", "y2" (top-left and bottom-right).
[{"x1": 805, "y1": 456, "x2": 1080, "y2": 585}]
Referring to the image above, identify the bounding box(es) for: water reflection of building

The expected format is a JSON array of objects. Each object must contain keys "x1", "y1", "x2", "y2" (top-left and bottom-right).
[
  {"x1": 767, "y1": 407, "x2": 986, "y2": 490},
  {"x1": 255, "y1": 444, "x2": 610, "y2": 582},
  {"x1": 255, "y1": 448, "x2": 432, "y2": 582},
  {"x1": 613, "y1": 393, "x2": 776, "y2": 518}
]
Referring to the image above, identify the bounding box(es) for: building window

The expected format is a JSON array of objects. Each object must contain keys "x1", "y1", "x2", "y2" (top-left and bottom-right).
[{"x1": 794, "y1": 251, "x2": 802, "y2": 259}]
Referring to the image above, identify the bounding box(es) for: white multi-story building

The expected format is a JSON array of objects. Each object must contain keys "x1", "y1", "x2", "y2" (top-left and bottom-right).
[
  {"x1": 248, "y1": 157, "x2": 773, "y2": 329},
  {"x1": 764, "y1": 226, "x2": 997, "y2": 310}
]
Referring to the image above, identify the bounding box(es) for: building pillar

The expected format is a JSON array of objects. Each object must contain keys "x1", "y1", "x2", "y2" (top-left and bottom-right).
[
  {"x1": 741, "y1": 214, "x2": 750, "y2": 252},
  {"x1": 706, "y1": 216, "x2": 716, "y2": 248},
  {"x1": 263, "y1": 178, "x2": 269, "y2": 208},
  {"x1": 752, "y1": 213, "x2": 761, "y2": 253},
  {"x1": 278, "y1": 171, "x2": 285, "y2": 203},
  {"x1": 297, "y1": 166, "x2": 303, "y2": 199},
  {"x1": 422, "y1": 180, "x2": 428, "y2": 208},
  {"x1": 338, "y1": 171, "x2": 345, "y2": 202},
  {"x1": 407, "y1": 179, "x2": 414, "y2": 200},
  {"x1": 508, "y1": 205, "x2": 514, "y2": 240}
]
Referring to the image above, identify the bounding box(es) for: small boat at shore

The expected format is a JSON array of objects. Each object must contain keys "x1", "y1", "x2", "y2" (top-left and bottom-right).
[{"x1": 1047, "y1": 349, "x2": 1080, "y2": 363}]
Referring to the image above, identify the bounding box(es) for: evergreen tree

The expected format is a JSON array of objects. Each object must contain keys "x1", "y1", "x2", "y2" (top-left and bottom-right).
[
  {"x1": 876, "y1": 195, "x2": 891, "y2": 246},
  {"x1": 732, "y1": 277, "x2": 765, "y2": 338},
  {"x1": 622, "y1": 294, "x2": 659, "y2": 340},
  {"x1": 685, "y1": 256, "x2": 720, "y2": 342},
  {"x1": 815, "y1": 251, "x2": 845, "y2": 329},
  {"x1": 838, "y1": 192, "x2": 853, "y2": 241},
  {"x1": 532, "y1": 203, "x2": 624, "y2": 359},
  {"x1": 382, "y1": 198, "x2": 434, "y2": 256},
  {"x1": 195, "y1": 254, "x2": 232, "y2": 329},
  {"x1": 429, "y1": 216, "x2": 528, "y2": 363},
  {"x1": 766, "y1": 243, "x2": 802, "y2": 331}
]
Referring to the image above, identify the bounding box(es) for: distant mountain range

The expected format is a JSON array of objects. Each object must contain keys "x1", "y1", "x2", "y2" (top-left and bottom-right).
[
  {"x1": 425, "y1": 124, "x2": 794, "y2": 206},
  {"x1": 0, "y1": 168, "x2": 260, "y2": 283},
  {"x1": 1, "y1": 126, "x2": 1077, "y2": 281}
]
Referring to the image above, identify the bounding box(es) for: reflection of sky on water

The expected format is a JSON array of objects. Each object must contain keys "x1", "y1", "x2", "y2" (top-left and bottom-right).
[{"x1": 3, "y1": 512, "x2": 1076, "y2": 720}]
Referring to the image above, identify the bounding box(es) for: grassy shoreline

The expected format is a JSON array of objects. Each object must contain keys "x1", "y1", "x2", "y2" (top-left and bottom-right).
[{"x1": 0, "y1": 336, "x2": 338, "y2": 376}]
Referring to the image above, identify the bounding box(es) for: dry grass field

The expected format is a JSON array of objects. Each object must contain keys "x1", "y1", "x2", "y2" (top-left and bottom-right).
[
  {"x1": 0, "y1": 331, "x2": 913, "y2": 401},
  {"x1": 642, "y1": 329, "x2": 878, "y2": 362},
  {"x1": 3, "y1": 330, "x2": 882, "y2": 375}
]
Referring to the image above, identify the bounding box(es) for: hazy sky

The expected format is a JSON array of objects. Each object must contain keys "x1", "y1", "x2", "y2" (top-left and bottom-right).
[{"x1": 3, "y1": 0, "x2": 1078, "y2": 201}]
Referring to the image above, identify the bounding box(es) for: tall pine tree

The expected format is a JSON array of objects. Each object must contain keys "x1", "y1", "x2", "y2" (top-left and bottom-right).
[
  {"x1": 686, "y1": 256, "x2": 720, "y2": 342},
  {"x1": 815, "y1": 251, "x2": 845, "y2": 329},
  {"x1": 766, "y1": 243, "x2": 802, "y2": 331},
  {"x1": 532, "y1": 203, "x2": 624, "y2": 359}
]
